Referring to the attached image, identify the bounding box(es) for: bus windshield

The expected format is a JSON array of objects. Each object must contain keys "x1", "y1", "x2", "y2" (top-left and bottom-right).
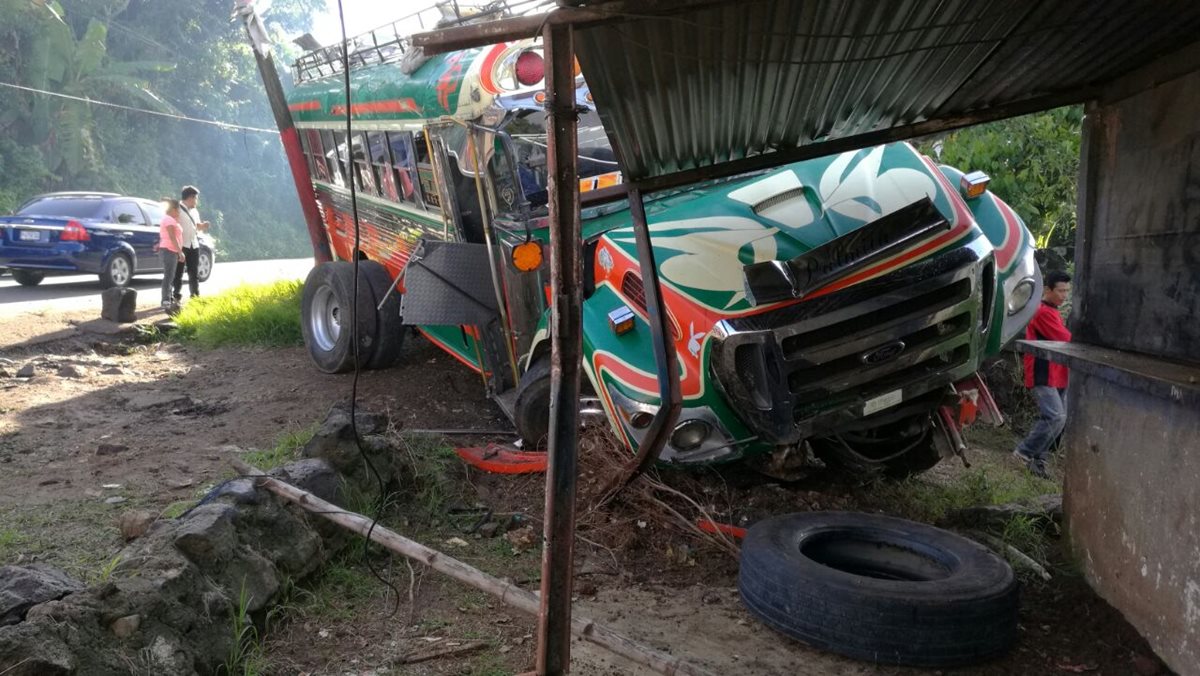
[{"x1": 506, "y1": 108, "x2": 618, "y2": 210}]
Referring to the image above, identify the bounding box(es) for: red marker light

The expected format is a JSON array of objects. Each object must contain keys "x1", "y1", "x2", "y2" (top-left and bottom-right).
[{"x1": 515, "y1": 51, "x2": 544, "y2": 87}]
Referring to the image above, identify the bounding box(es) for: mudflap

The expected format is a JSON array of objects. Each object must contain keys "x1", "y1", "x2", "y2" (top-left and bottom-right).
[{"x1": 455, "y1": 443, "x2": 547, "y2": 474}]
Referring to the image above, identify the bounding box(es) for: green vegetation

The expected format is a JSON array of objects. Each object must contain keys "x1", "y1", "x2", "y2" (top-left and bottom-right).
[
  {"x1": 0, "y1": 0, "x2": 321, "y2": 261},
  {"x1": 224, "y1": 581, "x2": 269, "y2": 676},
  {"x1": 919, "y1": 106, "x2": 1084, "y2": 250},
  {"x1": 874, "y1": 465, "x2": 1058, "y2": 524},
  {"x1": 396, "y1": 433, "x2": 464, "y2": 523},
  {"x1": 242, "y1": 423, "x2": 318, "y2": 472},
  {"x1": 173, "y1": 280, "x2": 303, "y2": 348}
]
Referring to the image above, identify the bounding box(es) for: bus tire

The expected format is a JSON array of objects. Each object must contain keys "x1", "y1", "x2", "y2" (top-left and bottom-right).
[
  {"x1": 359, "y1": 260, "x2": 405, "y2": 370},
  {"x1": 514, "y1": 356, "x2": 552, "y2": 449},
  {"x1": 738, "y1": 512, "x2": 1019, "y2": 667},
  {"x1": 301, "y1": 261, "x2": 377, "y2": 374}
]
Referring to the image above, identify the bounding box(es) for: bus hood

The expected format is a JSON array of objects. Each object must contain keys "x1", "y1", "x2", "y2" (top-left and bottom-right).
[{"x1": 600, "y1": 143, "x2": 980, "y2": 317}]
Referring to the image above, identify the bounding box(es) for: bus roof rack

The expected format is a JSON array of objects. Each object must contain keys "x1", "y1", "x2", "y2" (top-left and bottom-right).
[{"x1": 292, "y1": 0, "x2": 551, "y2": 83}]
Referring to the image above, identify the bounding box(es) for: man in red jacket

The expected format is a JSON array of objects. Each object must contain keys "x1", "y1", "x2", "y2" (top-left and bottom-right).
[{"x1": 1014, "y1": 270, "x2": 1072, "y2": 478}]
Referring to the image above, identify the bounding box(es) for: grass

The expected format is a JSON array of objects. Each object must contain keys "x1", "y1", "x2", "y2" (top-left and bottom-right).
[
  {"x1": 173, "y1": 279, "x2": 303, "y2": 348},
  {"x1": 874, "y1": 464, "x2": 1058, "y2": 524},
  {"x1": 394, "y1": 433, "x2": 465, "y2": 524},
  {"x1": 223, "y1": 580, "x2": 269, "y2": 676},
  {"x1": 242, "y1": 423, "x2": 318, "y2": 472}
]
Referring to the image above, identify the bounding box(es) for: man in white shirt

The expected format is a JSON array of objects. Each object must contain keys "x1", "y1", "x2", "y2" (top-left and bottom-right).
[{"x1": 173, "y1": 185, "x2": 210, "y2": 302}]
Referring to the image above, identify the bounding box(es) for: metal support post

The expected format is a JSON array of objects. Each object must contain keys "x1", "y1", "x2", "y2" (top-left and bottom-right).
[{"x1": 536, "y1": 20, "x2": 582, "y2": 676}]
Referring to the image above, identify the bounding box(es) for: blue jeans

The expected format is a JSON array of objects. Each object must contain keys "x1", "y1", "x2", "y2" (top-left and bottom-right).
[
  {"x1": 1017, "y1": 386, "x2": 1067, "y2": 463},
  {"x1": 161, "y1": 249, "x2": 180, "y2": 304}
]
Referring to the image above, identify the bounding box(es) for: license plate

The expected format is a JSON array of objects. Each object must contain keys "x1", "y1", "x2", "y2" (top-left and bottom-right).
[
  {"x1": 18, "y1": 229, "x2": 41, "y2": 241},
  {"x1": 863, "y1": 389, "x2": 903, "y2": 416}
]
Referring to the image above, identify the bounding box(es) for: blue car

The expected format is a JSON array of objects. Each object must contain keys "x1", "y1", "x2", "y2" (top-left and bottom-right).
[{"x1": 0, "y1": 192, "x2": 214, "y2": 288}]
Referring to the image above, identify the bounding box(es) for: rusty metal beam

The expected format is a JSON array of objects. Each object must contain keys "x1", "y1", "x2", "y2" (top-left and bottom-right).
[
  {"x1": 598, "y1": 186, "x2": 682, "y2": 499},
  {"x1": 412, "y1": 8, "x2": 607, "y2": 54},
  {"x1": 536, "y1": 21, "x2": 582, "y2": 676}
]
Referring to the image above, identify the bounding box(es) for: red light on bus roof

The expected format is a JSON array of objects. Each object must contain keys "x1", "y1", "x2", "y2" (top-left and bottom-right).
[{"x1": 515, "y1": 51, "x2": 544, "y2": 87}]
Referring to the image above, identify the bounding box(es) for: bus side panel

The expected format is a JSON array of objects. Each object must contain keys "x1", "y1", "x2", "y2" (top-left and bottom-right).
[
  {"x1": 314, "y1": 184, "x2": 445, "y2": 284},
  {"x1": 418, "y1": 325, "x2": 485, "y2": 372}
]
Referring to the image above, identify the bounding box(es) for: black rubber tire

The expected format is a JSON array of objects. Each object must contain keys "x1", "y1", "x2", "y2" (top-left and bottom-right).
[
  {"x1": 98, "y1": 253, "x2": 132, "y2": 289},
  {"x1": 513, "y1": 356, "x2": 552, "y2": 449},
  {"x1": 12, "y1": 269, "x2": 45, "y2": 286},
  {"x1": 738, "y1": 512, "x2": 1018, "y2": 667},
  {"x1": 358, "y1": 260, "x2": 405, "y2": 370},
  {"x1": 300, "y1": 261, "x2": 378, "y2": 374}
]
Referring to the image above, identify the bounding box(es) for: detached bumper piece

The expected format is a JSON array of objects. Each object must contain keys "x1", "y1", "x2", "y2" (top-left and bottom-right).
[
  {"x1": 712, "y1": 246, "x2": 989, "y2": 444},
  {"x1": 743, "y1": 197, "x2": 950, "y2": 306}
]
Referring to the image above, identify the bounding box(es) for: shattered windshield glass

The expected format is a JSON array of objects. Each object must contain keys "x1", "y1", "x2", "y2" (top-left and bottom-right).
[{"x1": 506, "y1": 109, "x2": 619, "y2": 210}]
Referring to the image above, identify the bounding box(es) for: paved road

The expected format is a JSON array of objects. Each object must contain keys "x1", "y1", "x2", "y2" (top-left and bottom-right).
[{"x1": 0, "y1": 258, "x2": 314, "y2": 318}]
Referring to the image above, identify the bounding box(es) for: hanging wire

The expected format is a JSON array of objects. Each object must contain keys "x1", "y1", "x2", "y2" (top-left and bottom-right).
[{"x1": 0, "y1": 81, "x2": 279, "y2": 134}]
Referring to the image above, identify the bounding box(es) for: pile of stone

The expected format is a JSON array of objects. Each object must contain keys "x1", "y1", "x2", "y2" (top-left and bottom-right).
[{"x1": 0, "y1": 404, "x2": 396, "y2": 675}]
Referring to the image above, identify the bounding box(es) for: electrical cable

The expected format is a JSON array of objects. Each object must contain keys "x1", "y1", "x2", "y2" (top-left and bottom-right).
[
  {"x1": 0, "y1": 81, "x2": 279, "y2": 134},
  {"x1": 336, "y1": 0, "x2": 402, "y2": 616}
]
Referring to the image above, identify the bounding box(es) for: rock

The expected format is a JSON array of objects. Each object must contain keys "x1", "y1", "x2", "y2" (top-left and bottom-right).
[
  {"x1": 109, "y1": 614, "x2": 141, "y2": 638},
  {"x1": 504, "y1": 526, "x2": 538, "y2": 554},
  {"x1": 96, "y1": 443, "x2": 128, "y2": 456},
  {"x1": 0, "y1": 367, "x2": 11, "y2": 378},
  {"x1": 444, "y1": 537, "x2": 470, "y2": 548},
  {"x1": 119, "y1": 511, "x2": 156, "y2": 541},
  {"x1": 173, "y1": 504, "x2": 237, "y2": 566},
  {"x1": 478, "y1": 521, "x2": 502, "y2": 538},
  {"x1": 301, "y1": 404, "x2": 393, "y2": 488},
  {"x1": 274, "y1": 459, "x2": 339, "y2": 504},
  {"x1": 125, "y1": 392, "x2": 191, "y2": 411},
  {"x1": 207, "y1": 478, "x2": 262, "y2": 506},
  {"x1": 56, "y1": 365, "x2": 86, "y2": 378},
  {"x1": 104, "y1": 497, "x2": 127, "y2": 505},
  {"x1": 0, "y1": 623, "x2": 76, "y2": 675},
  {"x1": 101, "y1": 366, "x2": 124, "y2": 375},
  {"x1": 942, "y1": 493, "x2": 1063, "y2": 530},
  {"x1": 100, "y1": 287, "x2": 137, "y2": 323},
  {"x1": 0, "y1": 565, "x2": 85, "y2": 625},
  {"x1": 15, "y1": 364, "x2": 35, "y2": 378}
]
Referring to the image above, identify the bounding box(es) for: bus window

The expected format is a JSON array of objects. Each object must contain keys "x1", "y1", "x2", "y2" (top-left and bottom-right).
[
  {"x1": 321, "y1": 130, "x2": 346, "y2": 188},
  {"x1": 507, "y1": 108, "x2": 618, "y2": 212},
  {"x1": 350, "y1": 133, "x2": 377, "y2": 196},
  {"x1": 412, "y1": 131, "x2": 441, "y2": 211},
  {"x1": 367, "y1": 132, "x2": 399, "y2": 202},
  {"x1": 304, "y1": 130, "x2": 331, "y2": 183},
  {"x1": 386, "y1": 131, "x2": 424, "y2": 209}
]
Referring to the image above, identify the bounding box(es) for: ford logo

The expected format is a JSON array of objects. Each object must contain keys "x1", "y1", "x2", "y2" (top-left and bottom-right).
[{"x1": 860, "y1": 340, "x2": 906, "y2": 365}]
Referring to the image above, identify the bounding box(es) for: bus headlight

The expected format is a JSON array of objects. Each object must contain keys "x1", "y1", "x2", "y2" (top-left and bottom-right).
[
  {"x1": 670, "y1": 419, "x2": 712, "y2": 451},
  {"x1": 1006, "y1": 278, "x2": 1036, "y2": 315}
]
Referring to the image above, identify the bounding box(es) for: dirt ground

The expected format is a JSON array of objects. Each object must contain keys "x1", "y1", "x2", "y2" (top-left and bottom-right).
[{"x1": 0, "y1": 312, "x2": 1172, "y2": 676}]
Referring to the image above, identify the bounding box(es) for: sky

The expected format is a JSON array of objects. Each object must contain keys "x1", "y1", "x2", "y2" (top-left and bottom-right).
[{"x1": 307, "y1": 1, "x2": 462, "y2": 45}]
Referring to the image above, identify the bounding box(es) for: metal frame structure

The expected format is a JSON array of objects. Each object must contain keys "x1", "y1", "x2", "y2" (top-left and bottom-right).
[{"x1": 410, "y1": 2, "x2": 1200, "y2": 673}]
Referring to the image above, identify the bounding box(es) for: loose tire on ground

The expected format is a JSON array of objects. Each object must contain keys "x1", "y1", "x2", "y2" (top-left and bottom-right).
[
  {"x1": 358, "y1": 260, "x2": 405, "y2": 370},
  {"x1": 738, "y1": 511, "x2": 1019, "y2": 667},
  {"x1": 513, "y1": 356, "x2": 551, "y2": 449},
  {"x1": 12, "y1": 269, "x2": 45, "y2": 286},
  {"x1": 300, "y1": 261, "x2": 378, "y2": 374}
]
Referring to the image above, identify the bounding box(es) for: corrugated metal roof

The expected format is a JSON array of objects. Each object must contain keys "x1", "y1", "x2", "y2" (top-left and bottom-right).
[{"x1": 572, "y1": 0, "x2": 1200, "y2": 182}]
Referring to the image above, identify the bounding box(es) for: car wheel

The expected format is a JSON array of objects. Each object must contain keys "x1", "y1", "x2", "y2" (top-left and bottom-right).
[
  {"x1": 738, "y1": 511, "x2": 1019, "y2": 667},
  {"x1": 358, "y1": 260, "x2": 405, "y2": 369},
  {"x1": 196, "y1": 248, "x2": 213, "y2": 283},
  {"x1": 513, "y1": 356, "x2": 552, "y2": 449},
  {"x1": 99, "y1": 253, "x2": 133, "y2": 289},
  {"x1": 300, "y1": 261, "x2": 378, "y2": 374},
  {"x1": 12, "y1": 270, "x2": 45, "y2": 286}
]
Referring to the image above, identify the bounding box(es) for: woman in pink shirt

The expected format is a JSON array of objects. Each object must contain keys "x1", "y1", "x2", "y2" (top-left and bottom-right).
[{"x1": 159, "y1": 199, "x2": 185, "y2": 310}]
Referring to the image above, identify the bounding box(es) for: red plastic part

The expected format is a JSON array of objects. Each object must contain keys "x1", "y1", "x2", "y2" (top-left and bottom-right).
[
  {"x1": 455, "y1": 443, "x2": 548, "y2": 474},
  {"x1": 697, "y1": 519, "x2": 747, "y2": 540}
]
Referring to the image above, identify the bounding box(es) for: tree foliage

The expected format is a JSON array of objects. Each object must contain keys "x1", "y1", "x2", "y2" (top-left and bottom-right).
[
  {"x1": 0, "y1": 0, "x2": 323, "y2": 261},
  {"x1": 918, "y1": 106, "x2": 1084, "y2": 250}
]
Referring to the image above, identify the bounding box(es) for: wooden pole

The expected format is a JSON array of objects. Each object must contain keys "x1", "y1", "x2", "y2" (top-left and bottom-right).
[{"x1": 231, "y1": 459, "x2": 716, "y2": 676}]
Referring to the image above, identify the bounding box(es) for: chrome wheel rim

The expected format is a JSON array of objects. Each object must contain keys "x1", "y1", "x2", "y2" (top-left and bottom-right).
[
  {"x1": 310, "y1": 284, "x2": 341, "y2": 352},
  {"x1": 110, "y1": 256, "x2": 131, "y2": 286},
  {"x1": 197, "y1": 252, "x2": 212, "y2": 279}
]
